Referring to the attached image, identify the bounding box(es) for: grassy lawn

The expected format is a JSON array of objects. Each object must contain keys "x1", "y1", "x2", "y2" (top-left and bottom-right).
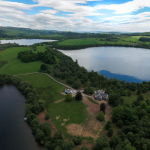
[
  {"x1": 123, "y1": 90, "x2": 150, "y2": 106},
  {"x1": 47, "y1": 99, "x2": 87, "y2": 138},
  {"x1": 20, "y1": 73, "x2": 87, "y2": 139},
  {"x1": 123, "y1": 94, "x2": 137, "y2": 105},
  {"x1": 20, "y1": 73, "x2": 65, "y2": 105},
  {"x1": 0, "y1": 59, "x2": 42, "y2": 75},
  {"x1": 0, "y1": 46, "x2": 47, "y2": 75}
]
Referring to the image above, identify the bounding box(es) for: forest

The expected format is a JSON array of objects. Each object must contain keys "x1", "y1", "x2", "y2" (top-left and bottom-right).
[{"x1": 139, "y1": 37, "x2": 150, "y2": 42}]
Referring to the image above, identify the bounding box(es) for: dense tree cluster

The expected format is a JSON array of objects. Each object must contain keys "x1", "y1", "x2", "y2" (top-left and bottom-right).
[
  {"x1": 17, "y1": 50, "x2": 56, "y2": 63},
  {"x1": 0, "y1": 43, "x2": 20, "y2": 51},
  {"x1": 139, "y1": 37, "x2": 150, "y2": 42}
]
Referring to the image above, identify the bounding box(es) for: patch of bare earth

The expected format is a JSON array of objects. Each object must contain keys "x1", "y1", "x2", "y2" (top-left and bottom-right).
[
  {"x1": 60, "y1": 92, "x2": 66, "y2": 96},
  {"x1": 66, "y1": 97, "x2": 112, "y2": 140},
  {"x1": 55, "y1": 98, "x2": 65, "y2": 103},
  {"x1": 37, "y1": 111, "x2": 56, "y2": 137}
]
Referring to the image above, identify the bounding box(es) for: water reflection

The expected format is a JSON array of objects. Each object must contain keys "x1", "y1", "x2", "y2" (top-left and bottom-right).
[
  {"x1": 0, "y1": 39, "x2": 56, "y2": 45},
  {"x1": 59, "y1": 47, "x2": 150, "y2": 82},
  {"x1": 99, "y1": 70, "x2": 144, "y2": 83}
]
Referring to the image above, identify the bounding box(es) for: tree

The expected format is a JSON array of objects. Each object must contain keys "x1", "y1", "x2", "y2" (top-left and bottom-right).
[
  {"x1": 128, "y1": 91, "x2": 132, "y2": 96},
  {"x1": 93, "y1": 135, "x2": 110, "y2": 150},
  {"x1": 96, "y1": 111, "x2": 105, "y2": 121},
  {"x1": 41, "y1": 64, "x2": 48, "y2": 70},
  {"x1": 100, "y1": 103, "x2": 106, "y2": 114},
  {"x1": 73, "y1": 136, "x2": 82, "y2": 145},
  {"x1": 35, "y1": 129, "x2": 45, "y2": 143},
  {"x1": 107, "y1": 128, "x2": 113, "y2": 137},
  {"x1": 137, "y1": 87, "x2": 142, "y2": 95},
  {"x1": 84, "y1": 87, "x2": 95, "y2": 94},
  {"x1": 42, "y1": 122, "x2": 51, "y2": 137},
  {"x1": 108, "y1": 93, "x2": 120, "y2": 106},
  {"x1": 137, "y1": 94, "x2": 144, "y2": 101},
  {"x1": 53, "y1": 130, "x2": 63, "y2": 141},
  {"x1": 123, "y1": 145, "x2": 136, "y2": 150},
  {"x1": 79, "y1": 146, "x2": 91, "y2": 150},
  {"x1": 117, "y1": 120, "x2": 123, "y2": 128},
  {"x1": 105, "y1": 120, "x2": 112, "y2": 130},
  {"x1": 109, "y1": 135, "x2": 121, "y2": 148},
  {"x1": 65, "y1": 94, "x2": 73, "y2": 102},
  {"x1": 75, "y1": 91, "x2": 82, "y2": 100},
  {"x1": 141, "y1": 102, "x2": 147, "y2": 109}
]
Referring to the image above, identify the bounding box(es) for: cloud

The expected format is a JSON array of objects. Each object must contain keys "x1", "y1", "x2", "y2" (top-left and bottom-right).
[
  {"x1": 95, "y1": 0, "x2": 150, "y2": 14},
  {"x1": 34, "y1": 0, "x2": 103, "y2": 16},
  {"x1": 0, "y1": 0, "x2": 150, "y2": 32},
  {"x1": 0, "y1": 0, "x2": 36, "y2": 10}
]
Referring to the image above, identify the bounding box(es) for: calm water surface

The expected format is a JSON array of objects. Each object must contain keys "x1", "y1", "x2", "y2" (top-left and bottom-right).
[
  {"x1": 59, "y1": 47, "x2": 150, "y2": 82},
  {"x1": 0, "y1": 39, "x2": 56, "y2": 45},
  {"x1": 0, "y1": 84, "x2": 45, "y2": 150}
]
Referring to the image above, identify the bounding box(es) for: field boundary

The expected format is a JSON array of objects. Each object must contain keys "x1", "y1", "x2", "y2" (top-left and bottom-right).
[{"x1": 13, "y1": 72, "x2": 72, "y2": 89}]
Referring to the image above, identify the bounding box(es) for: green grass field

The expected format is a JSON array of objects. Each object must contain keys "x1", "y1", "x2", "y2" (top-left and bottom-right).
[
  {"x1": 58, "y1": 37, "x2": 139, "y2": 46},
  {"x1": 58, "y1": 36, "x2": 150, "y2": 46},
  {"x1": 0, "y1": 46, "x2": 47, "y2": 75},
  {"x1": 20, "y1": 73, "x2": 87, "y2": 139},
  {"x1": 132, "y1": 36, "x2": 150, "y2": 39},
  {"x1": 123, "y1": 90, "x2": 150, "y2": 106},
  {"x1": 58, "y1": 38, "x2": 105, "y2": 45}
]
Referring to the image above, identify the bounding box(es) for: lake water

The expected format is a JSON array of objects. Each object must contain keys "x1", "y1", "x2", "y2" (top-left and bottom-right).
[
  {"x1": 0, "y1": 84, "x2": 45, "y2": 150},
  {"x1": 59, "y1": 47, "x2": 150, "y2": 83},
  {"x1": 0, "y1": 39, "x2": 56, "y2": 45}
]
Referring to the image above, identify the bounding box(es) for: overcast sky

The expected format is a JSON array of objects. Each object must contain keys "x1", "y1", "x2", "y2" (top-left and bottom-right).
[{"x1": 0, "y1": 0, "x2": 150, "y2": 32}]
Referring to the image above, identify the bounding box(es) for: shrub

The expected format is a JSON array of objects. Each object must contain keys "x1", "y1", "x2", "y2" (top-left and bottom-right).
[
  {"x1": 107, "y1": 128, "x2": 113, "y2": 137},
  {"x1": 105, "y1": 120, "x2": 112, "y2": 130},
  {"x1": 79, "y1": 145, "x2": 91, "y2": 150},
  {"x1": 65, "y1": 94, "x2": 73, "y2": 102},
  {"x1": 45, "y1": 113, "x2": 50, "y2": 120},
  {"x1": 96, "y1": 111, "x2": 105, "y2": 121},
  {"x1": 73, "y1": 136, "x2": 82, "y2": 145}
]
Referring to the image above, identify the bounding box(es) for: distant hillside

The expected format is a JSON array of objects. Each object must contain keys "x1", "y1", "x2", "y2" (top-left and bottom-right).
[{"x1": 0, "y1": 26, "x2": 63, "y2": 38}]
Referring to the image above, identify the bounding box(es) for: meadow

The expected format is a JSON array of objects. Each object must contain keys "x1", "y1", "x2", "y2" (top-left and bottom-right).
[
  {"x1": 20, "y1": 73, "x2": 88, "y2": 139},
  {"x1": 0, "y1": 45, "x2": 47, "y2": 75},
  {"x1": 58, "y1": 36, "x2": 150, "y2": 46}
]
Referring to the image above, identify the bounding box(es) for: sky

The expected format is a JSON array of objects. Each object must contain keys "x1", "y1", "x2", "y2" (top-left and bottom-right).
[{"x1": 0, "y1": 0, "x2": 150, "y2": 32}]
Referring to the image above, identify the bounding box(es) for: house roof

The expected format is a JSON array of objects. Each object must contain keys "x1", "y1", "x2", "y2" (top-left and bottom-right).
[{"x1": 95, "y1": 90, "x2": 108, "y2": 98}]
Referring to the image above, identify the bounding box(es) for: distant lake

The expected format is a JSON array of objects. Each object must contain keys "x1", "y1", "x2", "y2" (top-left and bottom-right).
[
  {"x1": 59, "y1": 47, "x2": 150, "y2": 83},
  {"x1": 0, "y1": 84, "x2": 45, "y2": 150},
  {"x1": 0, "y1": 39, "x2": 56, "y2": 45}
]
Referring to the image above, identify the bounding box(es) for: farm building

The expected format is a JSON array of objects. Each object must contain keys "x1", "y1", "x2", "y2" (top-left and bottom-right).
[
  {"x1": 93, "y1": 90, "x2": 108, "y2": 101},
  {"x1": 65, "y1": 89, "x2": 75, "y2": 94}
]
